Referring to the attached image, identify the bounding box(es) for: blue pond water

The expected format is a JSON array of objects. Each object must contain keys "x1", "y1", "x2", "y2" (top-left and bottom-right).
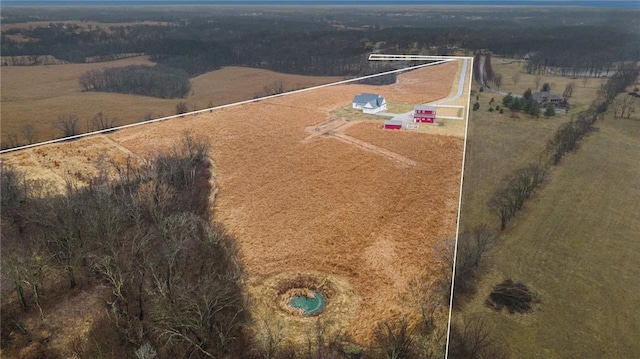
[{"x1": 288, "y1": 290, "x2": 326, "y2": 316}]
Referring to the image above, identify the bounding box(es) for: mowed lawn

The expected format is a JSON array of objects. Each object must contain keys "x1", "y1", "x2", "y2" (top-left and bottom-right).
[{"x1": 459, "y1": 108, "x2": 640, "y2": 357}]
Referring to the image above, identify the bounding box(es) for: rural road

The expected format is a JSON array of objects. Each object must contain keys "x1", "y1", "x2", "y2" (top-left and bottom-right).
[
  {"x1": 436, "y1": 57, "x2": 469, "y2": 105},
  {"x1": 375, "y1": 57, "x2": 470, "y2": 122}
]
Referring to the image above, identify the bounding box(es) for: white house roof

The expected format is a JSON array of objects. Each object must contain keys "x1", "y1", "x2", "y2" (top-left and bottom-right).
[{"x1": 353, "y1": 93, "x2": 386, "y2": 108}]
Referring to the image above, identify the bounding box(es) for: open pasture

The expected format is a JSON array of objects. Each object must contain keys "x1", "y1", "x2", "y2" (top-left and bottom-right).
[{"x1": 460, "y1": 108, "x2": 640, "y2": 358}]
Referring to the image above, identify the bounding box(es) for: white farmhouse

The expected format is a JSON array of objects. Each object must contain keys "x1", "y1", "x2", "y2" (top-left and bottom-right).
[{"x1": 352, "y1": 93, "x2": 387, "y2": 114}]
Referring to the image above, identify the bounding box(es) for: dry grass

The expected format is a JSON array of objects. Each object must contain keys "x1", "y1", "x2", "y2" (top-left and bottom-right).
[
  {"x1": 459, "y1": 104, "x2": 640, "y2": 357},
  {"x1": 107, "y1": 62, "x2": 462, "y2": 344},
  {"x1": 0, "y1": 59, "x2": 343, "y2": 146},
  {"x1": 1, "y1": 61, "x2": 464, "y2": 346},
  {"x1": 461, "y1": 62, "x2": 608, "y2": 230},
  {"x1": 248, "y1": 271, "x2": 359, "y2": 350},
  {"x1": 0, "y1": 135, "x2": 139, "y2": 192},
  {"x1": 490, "y1": 57, "x2": 606, "y2": 112},
  {"x1": 189, "y1": 66, "x2": 343, "y2": 110},
  {"x1": 456, "y1": 61, "x2": 637, "y2": 357}
]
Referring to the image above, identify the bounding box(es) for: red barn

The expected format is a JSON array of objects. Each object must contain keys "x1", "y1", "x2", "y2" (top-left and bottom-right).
[
  {"x1": 414, "y1": 105, "x2": 437, "y2": 123},
  {"x1": 383, "y1": 120, "x2": 403, "y2": 130}
]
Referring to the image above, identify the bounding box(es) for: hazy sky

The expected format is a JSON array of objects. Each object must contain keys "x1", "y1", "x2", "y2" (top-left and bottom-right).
[{"x1": 1, "y1": 0, "x2": 639, "y2": 7}]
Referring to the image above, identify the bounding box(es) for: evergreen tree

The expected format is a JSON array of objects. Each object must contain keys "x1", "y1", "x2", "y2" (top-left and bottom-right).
[
  {"x1": 503, "y1": 93, "x2": 514, "y2": 107},
  {"x1": 544, "y1": 104, "x2": 556, "y2": 117},
  {"x1": 529, "y1": 103, "x2": 541, "y2": 117}
]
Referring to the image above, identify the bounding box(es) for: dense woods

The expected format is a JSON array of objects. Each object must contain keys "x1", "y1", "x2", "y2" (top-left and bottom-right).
[
  {"x1": 79, "y1": 65, "x2": 191, "y2": 98},
  {"x1": 2, "y1": 7, "x2": 638, "y2": 78}
]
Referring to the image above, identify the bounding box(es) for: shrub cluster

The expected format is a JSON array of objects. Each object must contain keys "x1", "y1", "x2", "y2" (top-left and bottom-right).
[
  {"x1": 502, "y1": 89, "x2": 541, "y2": 117},
  {"x1": 486, "y1": 279, "x2": 535, "y2": 314}
]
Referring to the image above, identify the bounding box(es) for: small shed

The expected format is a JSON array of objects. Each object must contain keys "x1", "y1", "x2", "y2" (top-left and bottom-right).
[
  {"x1": 353, "y1": 93, "x2": 387, "y2": 114},
  {"x1": 383, "y1": 120, "x2": 403, "y2": 130},
  {"x1": 414, "y1": 105, "x2": 437, "y2": 123}
]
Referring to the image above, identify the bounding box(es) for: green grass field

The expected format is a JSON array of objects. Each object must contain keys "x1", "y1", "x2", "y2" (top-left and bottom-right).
[
  {"x1": 460, "y1": 61, "x2": 607, "y2": 230},
  {"x1": 457, "y1": 82, "x2": 640, "y2": 357}
]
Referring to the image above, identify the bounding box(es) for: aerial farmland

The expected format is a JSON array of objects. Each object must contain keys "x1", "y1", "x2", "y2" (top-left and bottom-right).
[{"x1": 1, "y1": 57, "x2": 472, "y2": 355}]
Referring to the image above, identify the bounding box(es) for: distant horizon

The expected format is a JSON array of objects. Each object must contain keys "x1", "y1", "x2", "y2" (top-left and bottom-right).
[{"x1": 2, "y1": 0, "x2": 639, "y2": 9}]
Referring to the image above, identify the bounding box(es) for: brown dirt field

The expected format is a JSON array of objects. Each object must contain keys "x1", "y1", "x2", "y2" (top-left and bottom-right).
[
  {"x1": 1, "y1": 60, "x2": 465, "y2": 347},
  {"x1": 0, "y1": 58, "x2": 343, "y2": 146}
]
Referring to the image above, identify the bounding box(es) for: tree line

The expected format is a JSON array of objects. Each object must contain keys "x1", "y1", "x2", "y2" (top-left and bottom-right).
[
  {"x1": 3, "y1": 10, "x2": 637, "y2": 79},
  {"x1": 79, "y1": 65, "x2": 191, "y2": 99}
]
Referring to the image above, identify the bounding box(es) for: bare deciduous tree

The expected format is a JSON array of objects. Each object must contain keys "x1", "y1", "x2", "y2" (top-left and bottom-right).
[
  {"x1": 451, "y1": 225, "x2": 500, "y2": 298},
  {"x1": 489, "y1": 162, "x2": 548, "y2": 230},
  {"x1": 53, "y1": 115, "x2": 79, "y2": 138},
  {"x1": 448, "y1": 317, "x2": 510, "y2": 359},
  {"x1": 22, "y1": 124, "x2": 38, "y2": 144},
  {"x1": 175, "y1": 101, "x2": 188, "y2": 115},
  {"x1": 6, "y1": 133, "x2": 19, "y2": 148},
  {"x1": 473, "y1": 53, "x2": 482, "y2": 84},
  {"x1": 511, "y1": 72, "x2": 521, "y2": 85},
  {"x1": 614, "y1": 94, "x2": 639, "y2": 119},
  {"x1": 373, "y1": 318, "x2": 414, "y2": 359},
  {"x1": 90, "y1": 111, "x2": 116, "y2": 131},
  {"x1": 562, "y1": 82, "x2": 575, "y2": 101},
  {"x1": 534, "y1": 75, "x2": 543, "y2": 90},
  {"x1": 493, "y1": 73, "x2": 503, "y2": 89},
  {"x1": 483, "y1": 53, "x2": 494, "y2": 85}
]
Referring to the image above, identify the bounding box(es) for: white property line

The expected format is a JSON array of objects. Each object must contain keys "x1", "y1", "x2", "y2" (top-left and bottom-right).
[
  {"x1": 435, "y1": 105, "x2": 465, "y2": 109},
  {"x1": 445, "y1": 56, "x2": 474, "y2": 359},
  {"x1": 379, "y1": 53, "x2": 477, "y2": 357},
  {"x1": 369, "y1": 54, "x2": 472, "y2": 61},
  {"x1": 369, "y1": 56, "x2": 477, "y2": 354},
  {"x1": 0, "y1": 58, "x2": 453, "y2": 155}
]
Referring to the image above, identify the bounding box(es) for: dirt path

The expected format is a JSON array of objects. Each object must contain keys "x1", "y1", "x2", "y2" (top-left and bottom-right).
[
  {"x1": 332, "y1": 133, "x2": 417, "y2": 167},
  {"x1": 100, "y1": 134, "x2": 143, "y2": 160},
  {"x1": 304, "y1": 117, "x2": 416, "y2": 167},
  {"x1": 302, "y1": 117, "x2": 351, "y2": 142}
]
